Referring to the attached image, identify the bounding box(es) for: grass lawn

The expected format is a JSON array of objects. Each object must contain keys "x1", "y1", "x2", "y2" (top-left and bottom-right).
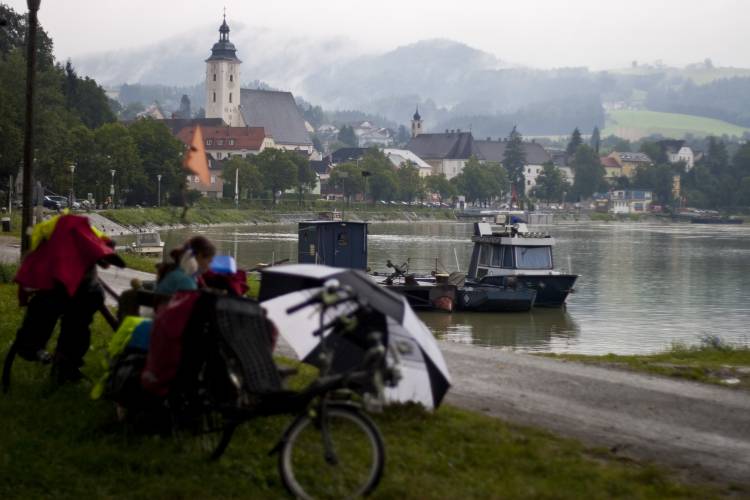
[
  {"x1": 604, "y1": 109, "x2": 750, "y2": 140},
  {"x1": 542, "y1": 339, "x2": 750, "y2": 390},
  {"x1": 119, "y1": 253, "x2": 161, "y2": 274},
  {"x1": 0, "y1": 284, "x2": 728, "y2": 498}
]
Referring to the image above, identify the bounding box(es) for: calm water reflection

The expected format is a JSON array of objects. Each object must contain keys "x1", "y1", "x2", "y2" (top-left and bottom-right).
[{"x1": 158, "y1": 220, "x2": 750, "y2": 355}]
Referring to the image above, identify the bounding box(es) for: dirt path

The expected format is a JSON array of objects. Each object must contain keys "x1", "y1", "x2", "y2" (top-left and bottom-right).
[{"x1": 440, "y1": 341, "x2": 750, "y2": 487}]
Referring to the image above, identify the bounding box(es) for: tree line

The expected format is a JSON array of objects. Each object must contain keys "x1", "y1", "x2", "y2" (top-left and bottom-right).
[
  {"x1": 0, "y1": 4, "x2": 189, "y2": 206},
  {"x1": 221, "y1": 149, "x2": 316, "y2": 205}
]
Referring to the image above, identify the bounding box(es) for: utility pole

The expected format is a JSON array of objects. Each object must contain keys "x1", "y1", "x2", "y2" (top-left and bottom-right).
[{"x1": 20, "y1": 0, "x2": 42, "y2": 254}]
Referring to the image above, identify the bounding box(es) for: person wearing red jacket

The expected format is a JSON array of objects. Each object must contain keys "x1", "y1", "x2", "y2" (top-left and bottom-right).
[{"x1": 13, "y1": 214, "x2": 124, "y2": 384}]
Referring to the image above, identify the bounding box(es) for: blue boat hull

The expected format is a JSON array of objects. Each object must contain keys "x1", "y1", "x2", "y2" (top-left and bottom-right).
[
  {"x1": 457, "y1": 285, "x2": 536, "y2": 312},
  {"x1": 479, "y1": 274, "x2": 577, "y2": 307}
]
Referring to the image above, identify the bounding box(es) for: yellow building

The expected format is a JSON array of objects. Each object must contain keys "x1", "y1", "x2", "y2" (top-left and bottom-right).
[{"x1": 608, "y1": 152, "x2": 652, "y2": 178}]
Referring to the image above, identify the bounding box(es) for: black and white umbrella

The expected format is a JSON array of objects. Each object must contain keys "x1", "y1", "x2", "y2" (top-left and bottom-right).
[{"x1": 260, "y1": 264, "x2": 451, "y2": 409}]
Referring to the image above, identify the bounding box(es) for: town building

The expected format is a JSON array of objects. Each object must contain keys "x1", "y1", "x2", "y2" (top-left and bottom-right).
[
  {"x1": 239, "y1": 89, "x2": 314, "y2": 154},
  {"x1": 473, "y1": 139, "x2": 553, "y2": 194},
  {"x1": 136, "y1": 102, "x2": 166, "y2": 120},
  {"x1": 600, "y1": 155, "x2": 623, "y2": 181},
  {"x1": 173, "y1": 15, "x2": 317, "y2": 198},
  {"x1": 327, "y1": 147, "x2": 368, "y2": 165},
  {"x1": 657, "y1": 140, "x2": 695, "y2": 171},
  {"x1": 411, "y1": 107, "x2": 423, "y2": 138},
  {"x1": 184, "y1": 154, "x2": 225, "y2": 199},
  {"x1": 205, "y1": 16, "x2": 243, "y2": 127},
  {"x1": 608, "y1": 152, "x2": 652, "y2": 178},
  {"x1": 383, "y1": 148, "x2": 433, "y2": 177},
  {"x1": 406, "y1": 130, "x2": 475, "y2": 179},
  {"x1": 353, "y1": 122, "x2": 393, "y2": 147},
  {"x1": 405, "y1": 111, "x2": 569, "y2": 191},
  {"x1": 175, "y1": 125, "x2": 273, "y2": 161},
  {"x1": 609, "y1": 189, "x2": 653, "y2": 214},
  {"x1": 203, "y1": 15, "x2": 313, "y2": 153}
]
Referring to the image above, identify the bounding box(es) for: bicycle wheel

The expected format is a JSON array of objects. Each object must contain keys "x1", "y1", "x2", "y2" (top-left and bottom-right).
[
  {"x1": 279, "y1": 405, "x2": 385, "y2": 500},
  {"x1": 172, "y1": 406, "x2": 227, "y2": 457}
]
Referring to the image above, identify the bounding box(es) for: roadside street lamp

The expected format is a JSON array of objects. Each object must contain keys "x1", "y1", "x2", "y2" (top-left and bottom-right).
[
  {"x1": 157, "y1": 174, "x2": 162, "y2": 207},
  {"x1": 68, "y1": 164, "x2": 75, "y2": 208},
  {"x1": 110, "y1": 169, "x2": 116, "y2": 208},
  {"x1": 361, "y1": 170, "x2": 371, "y2": 205},
  {"x1": 338, "y1": 171, "x2": 349, "y2": 207},
  {"x1": 234, "y1": 166, "x2": 239, "y2": 209}
]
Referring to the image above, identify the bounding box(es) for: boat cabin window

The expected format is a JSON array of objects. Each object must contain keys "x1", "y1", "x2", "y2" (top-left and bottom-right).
[
  {"x1": 514, "y1": 246, "x2": 552, "y2": 269},
  {"x1": 478, "y1": 243, "x2": 492, "y2": 266},
  {"x1": 491, "y1": 246, "x2": 503, "y2": 267},
  {"x1": 502, "y1": 246, "x2": 513, "y2": 268}
]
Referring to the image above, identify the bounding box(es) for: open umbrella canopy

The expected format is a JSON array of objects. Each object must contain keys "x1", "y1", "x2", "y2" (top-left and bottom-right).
[{"x1": 260, "y1": 264, "x2": 451, "y2": 409}]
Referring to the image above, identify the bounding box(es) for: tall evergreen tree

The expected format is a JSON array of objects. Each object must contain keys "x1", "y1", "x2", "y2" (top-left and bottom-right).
[
  {"x1": 705, "y1": 136, "x2": 729, "y2": 176},
  {"x1": 337, "y1": 125, "x2": 357, "y2": 147},
  {"x1": 502, "y1": 126, "x2": 526, "y2": 198},
  {"x1": 566, "y1": 127, "x2": 583, "y2": 157},
  {"x1": 532, "y1": 162, "x2": 568, "y2": 203},
  {"x1": 590, "y1": 126, "x2": 601, "y2": 154},
  {"x1": 570, "y1": 145, "x2": 605, "y2": 200}
]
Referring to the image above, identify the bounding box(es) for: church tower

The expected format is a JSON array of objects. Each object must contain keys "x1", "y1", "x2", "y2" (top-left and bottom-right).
[
  {"x1": 411, "y1": 106, "x2": 423, "y2": 138},
  {"x1": 205, "y1": 14, "x2": 244, "y2": 127}
]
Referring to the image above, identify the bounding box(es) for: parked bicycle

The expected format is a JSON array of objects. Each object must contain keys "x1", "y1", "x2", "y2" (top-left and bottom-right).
[{"x1": 107, "y1": 279, "x2": 401, "y2": 500}]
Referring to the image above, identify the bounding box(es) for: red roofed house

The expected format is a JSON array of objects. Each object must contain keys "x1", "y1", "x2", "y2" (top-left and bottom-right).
[
  {"x1": 600, "y1": 156, "x2": 623, "y2": 181},
  {"x1": 176, "y1": 126, "x2": 275, "y2": 198}
]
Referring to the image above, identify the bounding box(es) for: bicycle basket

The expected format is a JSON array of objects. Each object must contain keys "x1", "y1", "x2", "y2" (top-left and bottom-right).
[{"x1": 212, "y1": 296, "x2": 282, "y2": 394}]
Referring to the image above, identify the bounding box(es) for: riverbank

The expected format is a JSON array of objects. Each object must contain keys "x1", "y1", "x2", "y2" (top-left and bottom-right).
[
  {"x1": 99, "y1": 204, "x2": 457, "y2": 231},
  {"x1": 0, "y1": 284, "x2": 724, "y2": 498},
  {"x1": 541, "y1": 338, "x2": 750, "y2": 390}
]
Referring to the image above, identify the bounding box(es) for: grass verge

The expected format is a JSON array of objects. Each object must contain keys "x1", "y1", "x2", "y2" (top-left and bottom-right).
[
  {"x1": 0, "y1": 284, "x2": 726, "y2": 498},
  {"x1": 100, "y1": 205, "x2": 456, "y2": 228},
  {"x1": 118, "y1": 253, "x2": 160, "y2": 274},
  {"x1": 542, "y1": 337, "x2": 750, "y2": 390}
]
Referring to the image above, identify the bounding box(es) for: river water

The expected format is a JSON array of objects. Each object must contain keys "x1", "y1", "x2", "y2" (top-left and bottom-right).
[{"x1": 159, "y1": 220, "x2": 750, "y2": 355}]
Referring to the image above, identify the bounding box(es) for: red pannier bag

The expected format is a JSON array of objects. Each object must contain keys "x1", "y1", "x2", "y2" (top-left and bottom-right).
[{"x1": 141, "y1": 291, "x2": 201, "y2": 396}]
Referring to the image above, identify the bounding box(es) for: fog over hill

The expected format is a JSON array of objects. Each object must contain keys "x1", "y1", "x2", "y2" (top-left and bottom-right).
[
  {"x1": 75, "y1": 24, "x2": 750, "y2": 138},
  {"x1": 75, "y1": 22, "x2": 364, "y2": 92}
]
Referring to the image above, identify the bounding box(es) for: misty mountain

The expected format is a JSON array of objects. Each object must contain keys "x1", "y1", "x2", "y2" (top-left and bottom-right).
[
  {"x1": 76, "y1": 24, "x2": 750, "y2": 136},
  {"x1": 74, "y1": 22, "x2": 364, "y2": 91}
]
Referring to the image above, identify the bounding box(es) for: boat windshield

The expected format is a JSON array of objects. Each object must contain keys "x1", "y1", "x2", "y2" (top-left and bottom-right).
[{"x1": 514, "y1": 246, "x2": 552, "y2": 269}]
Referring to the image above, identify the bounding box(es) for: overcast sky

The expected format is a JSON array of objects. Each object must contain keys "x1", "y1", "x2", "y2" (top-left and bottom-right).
[{"x1": 5, "y1": 0, "x2": 749, "y2": 69}]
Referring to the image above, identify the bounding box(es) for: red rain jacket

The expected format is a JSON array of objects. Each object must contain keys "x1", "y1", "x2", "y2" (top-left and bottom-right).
[{"x1": 15, "y1": 215, "x2": 121, "y2": 297}]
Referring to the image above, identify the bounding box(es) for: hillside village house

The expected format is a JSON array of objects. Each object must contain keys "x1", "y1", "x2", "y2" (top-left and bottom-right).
[
  {"x1": 354, "y1": 122, "x2": 393, "y2": 147},
  {"x1": 657, "y1": 139, "x2": 696, "y2": 171},
  {"x1": 608, "y1": 152, "x2": 652, "y2": 178}
]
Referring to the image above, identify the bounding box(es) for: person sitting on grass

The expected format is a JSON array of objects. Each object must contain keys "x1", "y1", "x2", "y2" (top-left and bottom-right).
[{"x1": 155, "y1": 236, "x2": 216, "y2": 295}]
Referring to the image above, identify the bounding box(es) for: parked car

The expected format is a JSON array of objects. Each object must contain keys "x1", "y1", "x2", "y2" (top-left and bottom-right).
[
  {"x1": 43, "y1": 196, "x2": 62, "y2": 210},
  {"x1": 46, "y1": 195, "x2": 81, "y2": 209}
]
